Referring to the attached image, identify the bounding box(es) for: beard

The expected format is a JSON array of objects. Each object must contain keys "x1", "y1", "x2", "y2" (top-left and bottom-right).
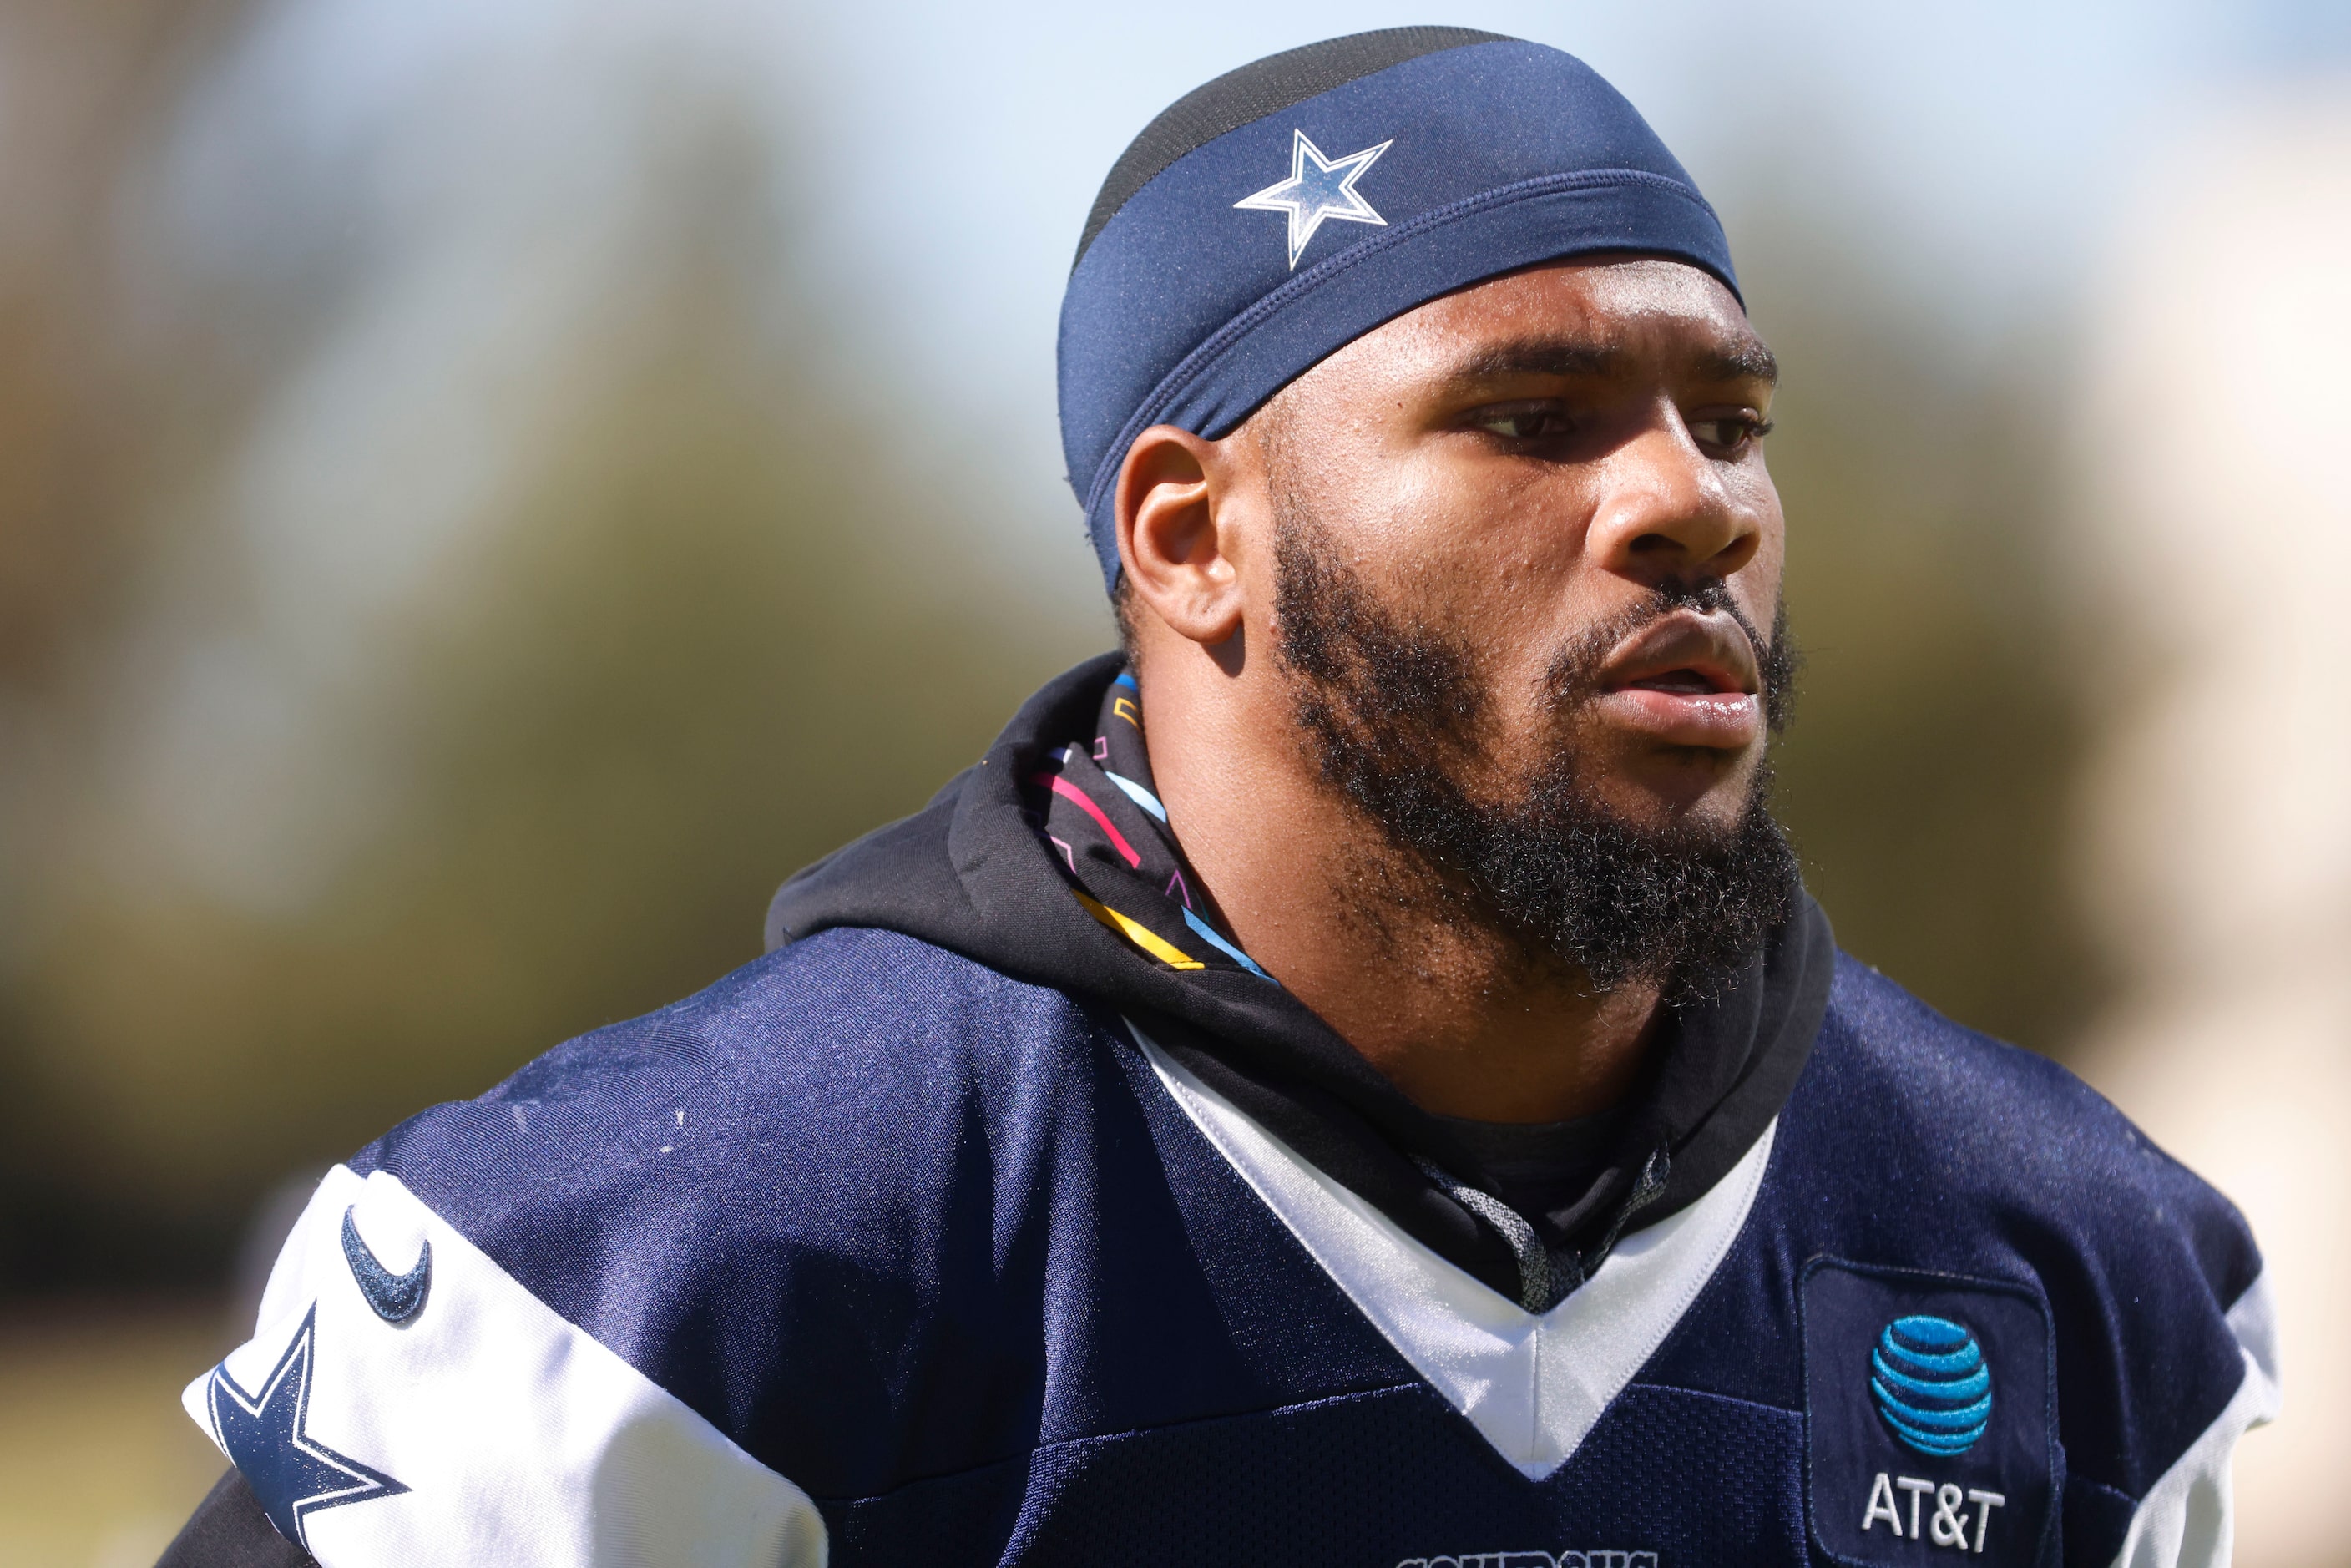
[{"x1": 1271, "y1": 510, "x2": 1802, "y2": 998}]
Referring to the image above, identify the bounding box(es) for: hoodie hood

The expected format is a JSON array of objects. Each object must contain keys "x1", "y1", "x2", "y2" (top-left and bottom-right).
[{"x1": 769, "y1": 653, "x2": 1833, "y2": 1307}]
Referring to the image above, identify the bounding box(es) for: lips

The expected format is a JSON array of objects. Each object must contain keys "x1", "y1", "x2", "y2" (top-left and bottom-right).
[{"x1": 1591, "y1": 610, "x2": 1764, "y2": 750}]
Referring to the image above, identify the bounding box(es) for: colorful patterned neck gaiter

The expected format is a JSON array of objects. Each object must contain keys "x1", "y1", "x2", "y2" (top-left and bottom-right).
[{"x1": 1025, "y1": 669, "x2": 1276, "y2": 985}]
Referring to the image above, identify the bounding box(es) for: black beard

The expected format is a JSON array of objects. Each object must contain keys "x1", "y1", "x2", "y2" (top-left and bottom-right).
[{"x1": 1271, "y1": 518, "x2": 1801, "y2": 997}]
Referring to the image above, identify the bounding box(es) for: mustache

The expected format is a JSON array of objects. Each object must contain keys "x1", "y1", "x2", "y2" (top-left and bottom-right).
[{"x1": 1540, "y1": 579, "x2": 1792, "y2": 730}]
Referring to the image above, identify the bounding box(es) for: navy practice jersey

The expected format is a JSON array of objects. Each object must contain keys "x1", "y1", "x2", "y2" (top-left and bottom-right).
[
  {"x1": 183, "y1": 933, "x2": 2269, "y2": 1567},
  {"x1": 177, "y1": 660, "x2": 2272, "y2": 1567}
]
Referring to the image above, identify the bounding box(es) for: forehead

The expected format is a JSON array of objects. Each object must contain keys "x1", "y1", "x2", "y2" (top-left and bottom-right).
[{"x1": 1298, "y1": 256, "x2": 1765, "y2": 392}]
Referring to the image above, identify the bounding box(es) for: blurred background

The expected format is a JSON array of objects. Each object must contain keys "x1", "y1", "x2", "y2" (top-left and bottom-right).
[{"x1": 0, "y1": 0, "x2": 2343, "y2": 1560}]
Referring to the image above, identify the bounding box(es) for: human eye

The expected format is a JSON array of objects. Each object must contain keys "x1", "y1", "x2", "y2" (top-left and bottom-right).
[
  {"x1": 1466, "y1": 402, "x2": 1575, "y2": 442},
  {"x1": 1688, "y1": 412, "x2": 1773, "y2": 457}
]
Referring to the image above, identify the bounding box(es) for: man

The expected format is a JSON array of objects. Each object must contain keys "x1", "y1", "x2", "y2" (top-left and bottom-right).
[{"x1": 163, "y1": 28, "x2": 2271, "y2": 1568}]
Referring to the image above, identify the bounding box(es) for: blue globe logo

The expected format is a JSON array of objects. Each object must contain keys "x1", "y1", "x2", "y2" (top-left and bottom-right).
[{"x1": 1871, "y1": 1314, "x2": 1992, "y2": 1456}]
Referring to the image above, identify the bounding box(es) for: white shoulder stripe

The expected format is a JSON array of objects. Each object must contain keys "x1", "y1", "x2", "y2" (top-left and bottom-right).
[
  {"x1": 183, "y1": 1165, "x2": 827, "y2": 1567},
  {"x1": 1132, "y1": 1021, "x2": 1774, "y2": 1479},
  {"x1": 2106, "y1": 1269, "x2": 2281, "y2": 1568}
]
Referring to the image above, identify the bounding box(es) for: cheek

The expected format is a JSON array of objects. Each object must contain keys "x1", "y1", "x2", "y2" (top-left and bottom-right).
[
  {"x1": 1383, "y1": 463, "x2": 1600, "y2": 631},
  {"x1": 1731, "y1": 476, "x2": 1787, "y2": 607}
]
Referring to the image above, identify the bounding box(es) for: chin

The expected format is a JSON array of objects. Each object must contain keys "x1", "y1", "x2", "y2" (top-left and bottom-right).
[{"x1": 1585, "y1": 746, "x2": 1761, "y2": 829}]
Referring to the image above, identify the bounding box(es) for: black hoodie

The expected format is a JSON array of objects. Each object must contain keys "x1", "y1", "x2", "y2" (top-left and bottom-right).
[{"x1": 768, "y1": 654, "x2": 1833, "y2": 1309}]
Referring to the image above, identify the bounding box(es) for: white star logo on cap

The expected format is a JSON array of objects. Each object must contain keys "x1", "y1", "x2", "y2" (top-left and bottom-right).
[{"x1": 1234, "y1": 129, "x2": 1393, "y2": 270}]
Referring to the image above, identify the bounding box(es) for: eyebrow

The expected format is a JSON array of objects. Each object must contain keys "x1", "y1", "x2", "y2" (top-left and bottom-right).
[
  {"x1": 1445, "y1": 339, "x2": 1624, "y2": 384},
  {"x1": 1695, "y1": 341, "x2": 1780, "y2": 385},
  {"x1": 1439, "y1": 334, "x2": 1780, "y2": 391}
]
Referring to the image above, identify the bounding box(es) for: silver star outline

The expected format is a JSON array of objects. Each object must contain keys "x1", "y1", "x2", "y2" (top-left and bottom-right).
[
  {"x1": 207, "y1": 1304, "x2": 407, "y2": 1550},
  {"x1": 1233, "y1": 129, "x2": 1393, "y2": 270}
]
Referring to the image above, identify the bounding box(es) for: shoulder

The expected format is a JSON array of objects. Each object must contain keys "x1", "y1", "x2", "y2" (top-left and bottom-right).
[
  {"x1": 485, "y1": 923, "x2": 1093, "y2": 1110},
  {"x1": 362, "y1": 926, "x2": 1105, "y2": 1222},
  {"x1": 1813, "y1": 949, "x2": 2108, "y2": 1115},
  {"x1": 347, "y1": 928, "x2": 1125, "y2": 1448},
  {"x1": 1770, "y1": 953, "x2": 2273, "y2": 1549},
  {"x1": 1798, "y1": 953, "x2": 2257, "y2": 1305}
]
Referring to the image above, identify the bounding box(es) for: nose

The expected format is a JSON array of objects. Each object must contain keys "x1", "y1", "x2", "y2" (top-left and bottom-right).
[{"x1": 1585, "y1": 411, "x2": 1762, "y2": 588}]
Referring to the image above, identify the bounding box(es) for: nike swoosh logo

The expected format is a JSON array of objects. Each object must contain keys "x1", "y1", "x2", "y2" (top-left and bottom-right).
[{"x1": 341, "y1": 1206, "x2": 432, "y2": 1323}]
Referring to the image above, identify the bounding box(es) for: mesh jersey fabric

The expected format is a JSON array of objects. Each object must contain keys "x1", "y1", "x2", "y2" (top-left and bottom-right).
[{"x1": 313, "y1": 927, "x2": 2261, "y2": 1565}]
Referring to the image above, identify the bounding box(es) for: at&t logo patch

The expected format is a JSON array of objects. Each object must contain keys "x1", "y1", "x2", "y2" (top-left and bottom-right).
[{"x1": 1803, "y1": 1262, "x2": 2054, "y2": 1565}]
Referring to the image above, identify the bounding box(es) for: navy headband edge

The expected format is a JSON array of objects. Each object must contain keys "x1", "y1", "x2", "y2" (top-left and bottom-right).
[{"x1": 1080, "y1": 169, "x2": 1739, "y2": 590}]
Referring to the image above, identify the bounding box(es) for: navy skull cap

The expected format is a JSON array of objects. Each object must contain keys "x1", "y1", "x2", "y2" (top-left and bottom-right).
[{"x1": 1058, "y1": 27, "x2": 1741, "y2": 593}]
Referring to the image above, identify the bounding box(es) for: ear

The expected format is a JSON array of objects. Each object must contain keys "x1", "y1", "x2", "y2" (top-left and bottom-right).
[{"x1": 1114, "y1": 423, "x2": 1248, "y2": 647}]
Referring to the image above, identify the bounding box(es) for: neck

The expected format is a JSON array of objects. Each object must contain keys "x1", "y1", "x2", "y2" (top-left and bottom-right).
[{"x1": 1138, "y1": 645, "x2": 1661, "y2": 1124}]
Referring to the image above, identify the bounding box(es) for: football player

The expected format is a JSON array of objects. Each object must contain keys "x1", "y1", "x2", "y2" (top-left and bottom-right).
[{"x1": 163, "y1": 28, "x2": 2269, "y2": 1568}]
